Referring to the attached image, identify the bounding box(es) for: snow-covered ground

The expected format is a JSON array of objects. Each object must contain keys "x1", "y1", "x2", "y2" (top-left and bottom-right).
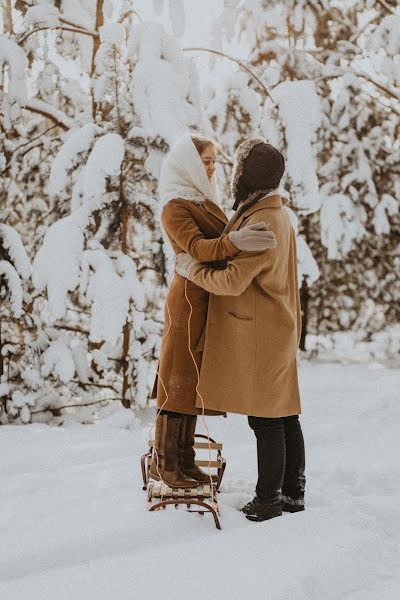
[{"x1": 1, "y1": 363, "x2": 399, "y2": 600}]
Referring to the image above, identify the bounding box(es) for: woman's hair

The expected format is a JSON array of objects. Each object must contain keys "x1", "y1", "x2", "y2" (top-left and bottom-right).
[{"x1": 191, "y1": 134, "x2": 215, "y2": 156}]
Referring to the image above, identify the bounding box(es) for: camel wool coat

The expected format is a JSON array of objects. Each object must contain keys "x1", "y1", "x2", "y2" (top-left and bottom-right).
[
  {"x1": 152, "y1": 197, "x2": 238, "y2": 415},
  {"x1": 188, "y1": 194, "x2": 302, "y2": 418}
]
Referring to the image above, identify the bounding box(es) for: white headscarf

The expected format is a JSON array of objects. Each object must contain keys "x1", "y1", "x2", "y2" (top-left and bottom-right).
[{"x1": 158, "y1": 133, "x2": 220, "y2": 205}]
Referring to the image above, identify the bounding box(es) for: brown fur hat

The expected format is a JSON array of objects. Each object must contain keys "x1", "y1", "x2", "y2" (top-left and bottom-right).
[{"x1": 231, "y1": 138, "x2": 285, "y2": 210}]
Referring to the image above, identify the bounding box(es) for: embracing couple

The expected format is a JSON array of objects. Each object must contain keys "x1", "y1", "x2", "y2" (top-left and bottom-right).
[{"x1": 149, "y1": 133, "x2": 306, "y2": 522}]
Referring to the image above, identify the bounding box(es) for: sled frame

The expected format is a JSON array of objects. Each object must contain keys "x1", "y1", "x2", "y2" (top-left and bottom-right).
[
  {"x1": 146, "y1": 481, "x2": 221, "y2": 530},
  {"x1": 140, "y1": 433, "x2": 226, "y2": 493}
]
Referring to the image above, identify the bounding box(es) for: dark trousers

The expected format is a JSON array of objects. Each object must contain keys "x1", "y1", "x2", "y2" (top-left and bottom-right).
[{"x1": 248, "y1": 414, "x2": 306, "y2": 505}]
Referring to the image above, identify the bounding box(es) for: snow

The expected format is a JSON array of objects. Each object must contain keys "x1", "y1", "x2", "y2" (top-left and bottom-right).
[
  {"x1": 169, "y1": 0, "x2": 186, "y2": 38},
  {"x1": 85, "y1": 250, "x2": 144, "y2": 346},
  {"x1": 272, "y1": 81, "x2": 322, "y2": 214},
  {"x1": 0, "y1": 37, "x2": 28, "y2": 129},
  {"x1": 368, "y1": 15, "x2": 400, "y2": 57},
  {"x1": 0, "y1": 364, "x2": 399, "y2": 599},
  {"x1": 41, "y1": 337, "x2": 76, "y2": 384},
  {"x1": 372, "y1": 194, "x2": 399, "y2": 236},
  {"x1": 73, "y1": 133, "x2": 125, "y2": 206},
  {"x1": 26, "y1": 99, "x2": 74, "y2": 130},
  {"x1": 25, "y1": 6, "x2": 60, "y2": 29},
  {"x1": 320, "y1": 194, "x2": 367, "y2": 260},
  {"x1": 48, "y1": 124, "x2": 102, "y2": 197},
  {"x1": 32, "y1": 217, "x2": 84, "y2": 321},
  {"x1": 128, "y1": 22, "x2": 194, "y2": 144},
  {"x1": 0, "y1": 260, "x2": 23, "y2": 317},
  {"x1": 0, "y1": 224, "x2": 31, "y2": 280}
]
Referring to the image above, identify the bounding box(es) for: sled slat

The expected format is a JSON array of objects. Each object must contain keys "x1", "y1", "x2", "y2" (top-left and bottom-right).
[
  {"x1": 148, "y1": 440, "x2": 222, "y2": 450},
  {"x1": 147, "y1": 457, "x2": 220, "y2": 469}
]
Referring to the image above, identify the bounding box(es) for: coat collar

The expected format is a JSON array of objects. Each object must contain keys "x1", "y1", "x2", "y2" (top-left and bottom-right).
[
  {"x1": 202, "y1": 198, "x2": 228, "y2": 225},
  {"x1": 225, "y1": 194, "x2": 282, "y2": 232}
]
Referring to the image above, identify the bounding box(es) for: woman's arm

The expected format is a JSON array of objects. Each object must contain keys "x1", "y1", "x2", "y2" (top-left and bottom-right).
[{"x1": 162, "y1": 199, "x2": 238, "y2": 263}]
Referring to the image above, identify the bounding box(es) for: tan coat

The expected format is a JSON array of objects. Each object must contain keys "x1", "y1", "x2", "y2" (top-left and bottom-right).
[
  {"x1": 153, "y1": 198, "x2": 238, "y2": 415},
  {"x1": 189, "y1": 195, "x2": 302, "y2": 418}
]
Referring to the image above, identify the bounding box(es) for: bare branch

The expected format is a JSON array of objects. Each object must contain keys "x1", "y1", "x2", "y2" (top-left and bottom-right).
[
  {"x1": 30, "y1": 396, "x2": 123, "y2": 415},
  {"x1": 18, "y1": 25, "x2": 98, "y2": 45},
  {"x1": 183, "y1": 46, "x2": 277, "y2": 107},
  {"x1": 375, "y1": 0, "x2": 397, "y2": 14},
  {"x1": 22, "y1": 104, "x2": 70, "y2": 131}
]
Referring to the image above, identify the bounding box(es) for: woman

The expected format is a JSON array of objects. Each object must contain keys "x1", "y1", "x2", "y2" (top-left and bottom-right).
[{"x1": 149, "y1": 133, "x2": 276, "y2": 488}]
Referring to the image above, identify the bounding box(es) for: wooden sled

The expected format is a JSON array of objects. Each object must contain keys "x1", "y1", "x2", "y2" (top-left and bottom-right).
[{"x1": 141, "y1": 434, "x2": 226, "y2": 530}]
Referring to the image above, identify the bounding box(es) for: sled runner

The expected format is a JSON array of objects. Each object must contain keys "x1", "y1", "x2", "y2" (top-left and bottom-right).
[{"x1": 141, "y1": 434, "x2": 226, "y2": 530}]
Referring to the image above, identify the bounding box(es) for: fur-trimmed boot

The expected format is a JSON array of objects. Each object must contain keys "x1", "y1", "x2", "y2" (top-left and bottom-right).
[
  {"x1": 178, "y1": 415, "x2": 217, "y2": 484},
  {"x1": 148, "y1": 414, "x2": 196, "y2": 488}
]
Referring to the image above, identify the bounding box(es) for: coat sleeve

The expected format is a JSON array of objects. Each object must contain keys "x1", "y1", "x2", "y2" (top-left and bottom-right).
[
  {"x1": 187, "y1": 248, "x2": 274, "y2": 296},
  {"x1": 162, "y1": 200, "x2": 238, "y2": 262}
]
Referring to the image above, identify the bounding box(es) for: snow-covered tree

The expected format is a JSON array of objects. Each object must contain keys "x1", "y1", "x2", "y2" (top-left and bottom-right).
[
  {"x1": 204, "y1": 0, "x2": 399, "y2": 348},
  {"x1": 0, "y1": 0, "x2": 200, "y2": 423}
]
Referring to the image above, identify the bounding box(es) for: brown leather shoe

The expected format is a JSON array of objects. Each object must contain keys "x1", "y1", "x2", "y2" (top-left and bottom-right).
[
  {"x1": 148, "y1": 414, "x2": 196, "y2": 488},
  {"x1": 178, "y1": 415, "x2": 218, "y2": 484}
]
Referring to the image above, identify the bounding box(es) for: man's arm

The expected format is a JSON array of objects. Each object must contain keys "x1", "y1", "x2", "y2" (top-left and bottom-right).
[{"x1": 177, "y1": 248, "x2": 274, "y2": 296}]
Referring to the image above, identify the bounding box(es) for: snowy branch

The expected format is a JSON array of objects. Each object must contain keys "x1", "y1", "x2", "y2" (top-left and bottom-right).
[
  {"x1": 24, "y1": 100, "x2": 73, "y2": 131},
  {"x1": 183, "y1": 47, "x2": 277, "y2": 107},
  {"x1": 18, "y1": 25, "x2": 98, "y2": 45}
]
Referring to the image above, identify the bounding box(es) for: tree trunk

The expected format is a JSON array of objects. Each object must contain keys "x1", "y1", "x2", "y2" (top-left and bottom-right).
[
  {"x1": 120, "y1": 168, "x2": 132, "y2": 408},
  {"x1": 91, "y1": 0, "x2": 104, "y2": 119},
  {"x1": 299, "y1": 276, "x2": 309, "y2": 352},
  {"x1": 2, "y1": 0, "x2": 13, "y2": 34}
]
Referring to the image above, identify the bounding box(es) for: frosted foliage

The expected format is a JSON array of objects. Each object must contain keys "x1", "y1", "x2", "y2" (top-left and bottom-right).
[
  {"x1": 320, "y1": 195, "x2": 366, "y2": 260},
  {"x1": 232, "y1": 72, "x2": 260, "y2": 125},
  {"x1": 0, "y1": 225, "x2": 31, "y2": 279},
  {"x1": 25, "y1": 6, "x2": 60, "y2": 28},
  {"x1": 49, "y1": 125, "x2": 101, "y2": 196},
  {"x1": 296, "y1": 235, "x2": 320, "y2": 285},
  {"x1": 260, "y1": 104, "x2": 281, "y2": 148},
  {"x1": 153, "y1": 0, "x2": 164, "y2": 15},
  {"x1": 368, "y1": 15, "x2": 400, "y2": 57},
  {"x1": 70, "y1": 341, "x2": 90, "y2": 383},
  {"x1": 273, "y1": 81, "x2": 321, "y2": 213},
  {"x1": 128, "y1": 23, "x2": 189, "y2": 144},
  {"x1": 74, "y1": 133, "x2": 125, "y2": 205},
  {"x1": 373, "y1": 195, "x2": 399, "y2": 236},
  {"x1": 211, "y1": 0, "x2": 240, "y2": 49},
  {"x1": 99, "y1": 23, "x2": 125, "y2": 45},
  {"x1": 0, "y1": 38, "x2": 28, "y2": 129},
  {"x1": 169, "y1": 0, "x2": 185, "y2": 37},
  {"x1": 85, "y1": 252, "x2": 145, "y2": 346},
  {"x1": 0, "y1": 383, "x2": 10, "y2": 397},
  {"x1": 32, "y1": 217, "x2": 84, "y2": 321},
  {"x1": 41, "y1": 339, "x2": 76, "y2": 384},
  {"x1": 9, "y1": 391, "x2": 35, "y2": 424},
  {"x1": 0, "y1": 261, "x2": 23, "y2": 317}
]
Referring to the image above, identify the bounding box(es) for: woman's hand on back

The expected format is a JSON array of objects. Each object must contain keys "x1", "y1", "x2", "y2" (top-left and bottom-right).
[{"x1": 228, "y1": 222, "x2": 277, "y2": 252}]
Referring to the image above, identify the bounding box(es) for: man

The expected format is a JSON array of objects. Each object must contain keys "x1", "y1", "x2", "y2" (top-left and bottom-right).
[{"x1": 175, "y1": 138, "x2": 306, "y2": 522}]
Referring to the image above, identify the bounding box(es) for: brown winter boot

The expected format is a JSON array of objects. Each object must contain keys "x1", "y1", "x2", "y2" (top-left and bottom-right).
[
  {"x1": 178, "y1": 415, "x2": 218, "y2": 484},
  {"x1": 148, "y1": 414, "x2": 196, "y2": 488}
]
